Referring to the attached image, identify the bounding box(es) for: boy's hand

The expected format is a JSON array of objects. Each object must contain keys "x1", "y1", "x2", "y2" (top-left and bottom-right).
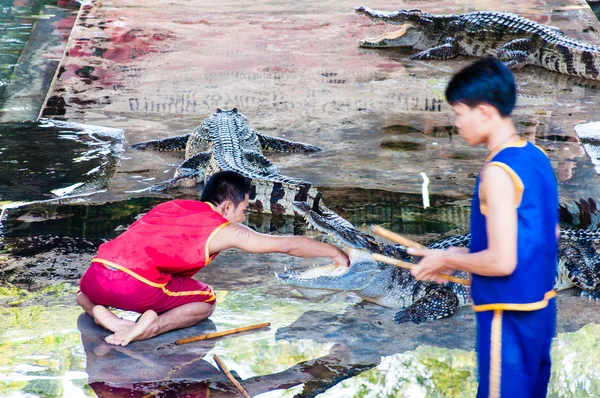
[
  {"x1": 447, "y1": 246, "x2": 469, "y2": 255},
  {"x1": 407, "y1": 247, "x2": 453, "y2": 283}
]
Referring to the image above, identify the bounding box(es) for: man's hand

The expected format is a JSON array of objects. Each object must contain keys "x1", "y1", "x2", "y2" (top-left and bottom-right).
[
  {"x1": 407, "y1": 247, "x2": 454, "y2": 284},
  {"x1": 333, "y1": 248, "x2": 350, "y2": 267}
]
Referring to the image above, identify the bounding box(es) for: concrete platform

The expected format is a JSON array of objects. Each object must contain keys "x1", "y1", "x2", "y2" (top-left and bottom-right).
[
  {"x1": 4, "y1": 0, "x2": 600, "y2": 396},
  {"x1": 39, "y1": 0, "x2": 600, "y2": 202}
]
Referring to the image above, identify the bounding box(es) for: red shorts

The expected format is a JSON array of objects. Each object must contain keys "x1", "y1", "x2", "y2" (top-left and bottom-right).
[{"x1": 79, "y1": 262, "x2": 216, "y2": 314}]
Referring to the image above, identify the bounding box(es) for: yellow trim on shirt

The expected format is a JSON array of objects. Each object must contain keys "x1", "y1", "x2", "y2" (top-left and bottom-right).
[
  {"x1": 92, "y1": 258, "x2": 216, "y2": 301},
  {"x1": 533, "y1": 144, "x2": 549, "y2": 157},
  {"x1": 92, "y1": 258, "x2": 167, "y2": 288},
  {"x1": 488, "y1": 161, "x2": 524, "y2": 206},
  {"x1": 484, "y1": 139, "x2": 527, "y2": 163},
  {"x1": 162, "y1": 286, "x2": 215, "y2": 300},
  {"x1": 204, "y1": 221, "x2": 231, "y2": 265},
  {"x1": 478, "y1": 162, "x2": 524, "y2": 215},
  {"x1": 489, "y1": 310, "x2": 503, "y2": 398},
  {"x1": 472, "y1": 290, "x2": 556, "y2": 312}
]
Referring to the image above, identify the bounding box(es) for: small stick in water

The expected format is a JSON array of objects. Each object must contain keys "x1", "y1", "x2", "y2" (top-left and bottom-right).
[
  {"x1": 214, "y1": 355, "x2": 251, "y2": 398},
  {"x1": 371, "y1": 253, "x2": 470, "y2": 286},
  {"x1": 421, "y1": 172, "x2": 430, "y2": 209},
  {"x1": 175, "y1": 322, "x2": 271, "y2": 345},
  {"x1": 371, "y1": 225, "x2": 427, "y2": 250}
]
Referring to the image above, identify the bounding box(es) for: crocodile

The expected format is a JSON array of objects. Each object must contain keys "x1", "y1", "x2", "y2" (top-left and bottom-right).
[
  {"x1": 277, "y1": 199, "x2": 600, "y2": 324},
  {"x1": 277, "y1": 201, "x2": 472, "y2": 324},
  {"x1": 132, "y1": 108, "x2": 322, "y2": 215},
  {"x1": 354, "y1": 6, "x2": 600, "y2": 81}
]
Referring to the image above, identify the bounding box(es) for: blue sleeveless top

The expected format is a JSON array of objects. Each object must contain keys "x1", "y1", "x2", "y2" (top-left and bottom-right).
[{"x1": 470, "y1": 140, "x2": 558, "y2": 312}]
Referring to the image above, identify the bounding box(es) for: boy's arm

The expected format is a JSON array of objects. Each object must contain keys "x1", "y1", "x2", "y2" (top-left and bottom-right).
[
  {"x1": 208, "y1": 223, "x2": 350, "y2": 266},
  {"x1": 411, "y1": 164, "x2": 518, "y2": 281}
]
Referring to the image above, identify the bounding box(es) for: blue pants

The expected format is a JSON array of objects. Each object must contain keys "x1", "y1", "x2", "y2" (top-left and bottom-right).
[{"x1": 476, "y1": 300, "x2": 556, "y2": 398}]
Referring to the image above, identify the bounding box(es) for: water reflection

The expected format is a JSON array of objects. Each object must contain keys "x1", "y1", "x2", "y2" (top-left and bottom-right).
[
  {"x1": 2, "y1": 284, "x2": 600, "y2": 397},
  {"x1": 317, "y1": 324, "x2": 600, "y2": 398},
  {"x1": 0, "y1": 120, "x2": 124, "y2": 202},
  {"x1": 79, "y1": 314, "x2": 223, "y2": 397},
  {"x1": 0, "y1": 0, "x2": 45, "y2": 96}
]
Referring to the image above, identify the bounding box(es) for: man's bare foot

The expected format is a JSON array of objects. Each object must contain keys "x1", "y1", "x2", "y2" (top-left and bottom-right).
[
  {"x1": 105, "y1": 310, "x2": 158, "y2": 346},
  {"x1": 92, "y1": 305, "x2": 135, "y2": 333}
]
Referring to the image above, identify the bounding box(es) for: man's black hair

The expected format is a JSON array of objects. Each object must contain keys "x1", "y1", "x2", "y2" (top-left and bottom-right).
[
  {"x1": 201, "y1": 171, "x2": 253, "y2": 207},
  {"x1": 445, "y1": 58, "x2": 516, "y2": 117}
]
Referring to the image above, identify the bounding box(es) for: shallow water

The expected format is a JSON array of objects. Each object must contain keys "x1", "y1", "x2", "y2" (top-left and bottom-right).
[
  {"x1": 2, "y1": 285, "x2": 600, "y2": 397},
  {"x1": 0, "y1": 0, "x2": 44, "y2": 96},
  {"x1": 2, "y1": 0, "x2": 600, "y2": 396}
]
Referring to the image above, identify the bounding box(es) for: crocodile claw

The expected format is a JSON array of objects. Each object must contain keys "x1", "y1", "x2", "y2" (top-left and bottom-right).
[
  {"x1": 394, "y1": 309, "x2": 425, "y2": 324},
  {"x1": 149, "y1": 180, "x2": 173, "y2": 192},
  {"x1": 581, "y1": 291, "x2": 600, "y2": 301}
]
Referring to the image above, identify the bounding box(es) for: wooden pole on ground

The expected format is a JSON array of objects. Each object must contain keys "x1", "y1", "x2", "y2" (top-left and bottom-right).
[
  {"x1": 214, "y1": 355, "x2": 251, "y2": 398},
  {"x1": 175, "y1": 322, "x2": 271, "y2": 346}
]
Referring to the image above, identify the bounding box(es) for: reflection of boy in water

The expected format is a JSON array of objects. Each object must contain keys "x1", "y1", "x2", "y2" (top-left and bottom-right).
[
  {"x1": 76, "y1": 171, "x2": 349, "y2": 346},
  {"x1": 409, "y1": 59, "x2": 559, "y2": 397},
  {"x1": 77, "y1": 312, "x2": 219, "y2": 396}
]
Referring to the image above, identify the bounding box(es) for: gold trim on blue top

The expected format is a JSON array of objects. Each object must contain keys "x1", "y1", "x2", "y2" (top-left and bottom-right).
[{"x1": 472, "y1": 290, "x2": 556, "y2": 312}]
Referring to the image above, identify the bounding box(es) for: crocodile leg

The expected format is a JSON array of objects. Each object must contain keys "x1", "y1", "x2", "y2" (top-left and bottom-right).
[
  {"x1": 149, "y1": 152, "x2": 211, "y2": 191},
  {"x1": 256, "y1": 132, "x2": 321, "y2": 153},
  {"x1": 394, "y1": 285, "x2": 459, "y2": 324},
  {"x1": 496, "y1": 38, "x2": 539, "y2": 69},
  {"x1": 559, "y1": 241, "x2": 600, "y2": 299},
  {"x1": 131, "y1": 134, "x2": 190, "y2": 151},
  {"x1": 243, "y1": 151, "x2": 280, "y2": 176},
  {"x1": 410, "y1": 38, "x2": 460, "y2": 60}
]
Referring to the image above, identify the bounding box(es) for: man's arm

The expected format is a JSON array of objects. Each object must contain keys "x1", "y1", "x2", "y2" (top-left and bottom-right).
[
  {"x1": 410, "y1": 164, "x2": 518, "y2": 281},
  {"x1": 209, "y1": 223, "x2": 350, "y2": 266}
]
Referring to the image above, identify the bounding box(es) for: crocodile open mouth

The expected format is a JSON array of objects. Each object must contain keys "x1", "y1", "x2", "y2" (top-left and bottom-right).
[
  {"x1": 278, "y1": 263, "x2": 349, "y2": 281},
  {"x1": 360, "y1": 23, "x2": 418, "y2": 48}
]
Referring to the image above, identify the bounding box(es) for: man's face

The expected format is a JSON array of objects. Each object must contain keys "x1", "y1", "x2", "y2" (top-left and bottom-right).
[
  {"x1": 451, "y1": 103, "x2": 486, "y2": 146},
  {"x1": 224, "y1": 194, "x2": 249, "y2": 224}
]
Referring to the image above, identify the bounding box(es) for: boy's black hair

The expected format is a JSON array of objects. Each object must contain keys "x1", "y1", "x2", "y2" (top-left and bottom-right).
[
  {"x1": 201, "y1": 171, "x2": 253, "y2": 207},
  {"x1": 445, "y1": 58, "x2": 516, "y2": 117}
]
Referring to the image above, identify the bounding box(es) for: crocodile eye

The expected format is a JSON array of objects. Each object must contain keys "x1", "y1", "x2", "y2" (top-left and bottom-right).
[
  {"x1": 232, "y1": 107, "x2": 238, "y2": 113},
  {"x1": 216, "y1": 108, "x2": 222, "y2": 113}
]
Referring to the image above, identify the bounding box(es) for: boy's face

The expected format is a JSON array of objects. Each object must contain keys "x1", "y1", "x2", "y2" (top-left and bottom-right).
[{"x1": 450, "y1": 103, "x2": 487, "y2": 146}]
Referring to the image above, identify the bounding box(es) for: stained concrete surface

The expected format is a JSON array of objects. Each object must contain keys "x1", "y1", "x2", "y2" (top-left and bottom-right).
[
  {"x1": 3, "y1": 0, "x2": 600, "y2": 396},
  {"x1": 39, "y1": 0, "x2": 600, "y2": 203}
]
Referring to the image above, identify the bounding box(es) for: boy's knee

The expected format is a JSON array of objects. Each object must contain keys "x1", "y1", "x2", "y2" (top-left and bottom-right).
[
  {"x1": 195, "y1": 302, "x2": 215, "y2": 321},
  {"x1": 204, "y1": 302, "x2": 216, "y2": 318}
]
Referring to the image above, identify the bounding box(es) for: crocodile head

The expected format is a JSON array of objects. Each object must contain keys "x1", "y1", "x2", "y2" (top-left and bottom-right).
[
  {"x1": 282, "y1": 200, "x2": 472, "y2": 312},
  {"x1": 293, "y1": 200, "x2": 412, "y2": 260},
  {"x1": 355, "y1": 6, "x2": 430, "y2": 48},
  {"x1": 276, "y1": 247, "x2": 384, "y2": 299}
]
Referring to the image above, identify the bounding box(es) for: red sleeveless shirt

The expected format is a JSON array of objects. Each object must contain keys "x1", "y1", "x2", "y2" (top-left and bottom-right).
[{"x1": 92, "y1": 200, "x2": 229, "y2": 286}]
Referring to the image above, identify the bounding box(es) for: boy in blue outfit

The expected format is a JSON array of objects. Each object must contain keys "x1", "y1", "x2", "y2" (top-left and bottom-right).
[{"x1": 409, "y1": 58, "x2": 559, "y2": 397}]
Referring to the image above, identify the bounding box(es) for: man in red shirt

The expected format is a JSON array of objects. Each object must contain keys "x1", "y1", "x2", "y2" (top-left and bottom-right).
[{"x1": 77, "y1": 171, "x2": 349, "y2": 346}]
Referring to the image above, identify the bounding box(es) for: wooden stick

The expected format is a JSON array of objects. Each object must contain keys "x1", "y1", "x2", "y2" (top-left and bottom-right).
[
  {"x1": 371, "y1": 225, "x2": 427, "y2": 250},
  {"x1": 214, "y1": 355, "x2": 251, "y2": 398},
  {"x1": 371, "y1": 253, "x2": 470, "y2": 286},
  {"x1": 175, "y1": 322, "x2": 271, "y2": 345}
]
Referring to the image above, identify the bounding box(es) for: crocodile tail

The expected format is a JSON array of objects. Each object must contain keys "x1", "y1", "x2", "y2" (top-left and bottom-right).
[{"x1": 559, "y1": 198, "x2": 600, "y2": 229}]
